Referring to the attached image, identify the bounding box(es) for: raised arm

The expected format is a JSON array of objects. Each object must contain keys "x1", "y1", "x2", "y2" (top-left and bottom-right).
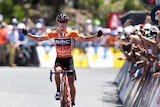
[
  {"x1": 76, "y1": 30, "x2": 103, "y2": 42},
  {"x1": 136, "y1": 31, "x2": 156, "y2": 45},
  {"x1": 22, "y1": 29, "x2": 49, "y2": 41}
]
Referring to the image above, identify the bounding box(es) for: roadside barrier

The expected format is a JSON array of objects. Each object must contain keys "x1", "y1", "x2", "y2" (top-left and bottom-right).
[
  {"x1": 115, "y1": 61, "x2": 130, "y2": 90},
  {"x1": 36, "y1": 46, "x2": 124, "y2": 68},
  {"x1": 116, "y1": 61, "x2": 160, "y2": 107}
]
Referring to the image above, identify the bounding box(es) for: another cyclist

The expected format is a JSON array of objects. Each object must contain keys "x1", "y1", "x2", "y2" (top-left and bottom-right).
[{"x1": 22, "y1": 13, "x2": 103, "y2": 106}]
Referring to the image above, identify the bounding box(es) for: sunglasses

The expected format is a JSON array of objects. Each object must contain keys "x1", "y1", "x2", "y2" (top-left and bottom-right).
[{"x1": 58, "y1": 20, "x2": 68, "y2": 23}]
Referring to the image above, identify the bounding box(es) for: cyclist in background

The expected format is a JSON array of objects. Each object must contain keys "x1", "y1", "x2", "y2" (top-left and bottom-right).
[{"x1": 22, "y1": 14, "x2": 103, "y2": 106}]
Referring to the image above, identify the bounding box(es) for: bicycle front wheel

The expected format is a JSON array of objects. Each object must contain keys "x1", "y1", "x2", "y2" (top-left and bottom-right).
[
  {"x1": 61, "y1": 83, "x2": 72, "y2": 107},
  {"x1": 65, "y1": 84, "x2": 72, "y2": 107},
  {"x1": 60, "y1": 81, "x2": 66, "y2": 107}
]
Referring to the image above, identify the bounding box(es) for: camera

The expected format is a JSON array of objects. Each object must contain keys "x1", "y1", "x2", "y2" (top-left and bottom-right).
[
  {"x1": 122, "y1": 44, "x2": 132, "y2": 52},
  {"x1": 145, "y1": 30, "x2": 157, "y2": 38}
]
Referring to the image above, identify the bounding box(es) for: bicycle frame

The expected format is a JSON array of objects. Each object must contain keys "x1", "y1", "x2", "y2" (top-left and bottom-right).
[{"x1": 50, "y1": 70, "x2": 72, "y2": 107}]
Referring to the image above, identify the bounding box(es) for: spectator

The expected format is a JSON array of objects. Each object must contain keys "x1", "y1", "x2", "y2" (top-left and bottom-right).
[
  {"x1": 105, "y1": 30, "x2": 118, "y2": 47},
  {"x1": 151, "y1": 10, "x2": 160, "y2": 77},
  {"x1": 151, "y1": 27, "x2": 160, "y2": 77},
  {"x1": 0, "y1": 21, "x2": 9, "y2": 65},
  {"x1": 101, "y1": 28, "x2": 111, "y2": 58},
  {"x1": 131, "y1": 30, "x2": 156, "y2": 80},
  {"x1": 82, "y1": 19, "x2": 93, "y2": 48},
  {"x1": 123, "y1": 19, "x2": 132, "y2": 28},
  {"x1": 144, "y1": 15, "x2": 152, "y2": 25},
  {"x1": 7, "y1": 25, "x2": 20, "y2": 66},
  {"x1": 156, "y1": 10, "x2": 160, "y2": 26},
  {"x1": 119, "y1": 25, "x2": 157, "y2": 81}
]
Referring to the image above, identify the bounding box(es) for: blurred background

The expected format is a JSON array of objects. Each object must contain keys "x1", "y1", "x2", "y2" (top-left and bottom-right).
[{"x1": 0, "y1": 0, "x2": 157, "y2": 68}]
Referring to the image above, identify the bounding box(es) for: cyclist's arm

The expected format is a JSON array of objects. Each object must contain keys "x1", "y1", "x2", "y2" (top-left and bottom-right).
[
  {"x1": 27, "y1": 33, "x2": 49, "y2": 41},
  {"x1": 72, "y1": 29, "x2": 102, "y2": 42},
  {"x1": 76, "y1": 34, "x2": 98, "y2": 42}
]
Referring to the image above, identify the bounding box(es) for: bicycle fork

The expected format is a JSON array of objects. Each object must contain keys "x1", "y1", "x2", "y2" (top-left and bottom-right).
[{"x1": 61, "y1": 75, "x2": 72, "y2": 107}]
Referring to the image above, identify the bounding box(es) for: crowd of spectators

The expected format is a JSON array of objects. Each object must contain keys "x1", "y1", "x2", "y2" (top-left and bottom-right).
[
  {"x1": 118, "y1": 11, "x2": 160, "y2": 81},
  {"x1": 0, "y1": 15, "x2": 46, "y2": 66}
]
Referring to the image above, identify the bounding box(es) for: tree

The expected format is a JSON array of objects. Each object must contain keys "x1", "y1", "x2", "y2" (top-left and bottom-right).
[
  {"x1": 123, "y1": 0, "x2": 149, "y2": 11},
  {"x1": 0, "y1": 0, "x2": 28, "y2": 23}
]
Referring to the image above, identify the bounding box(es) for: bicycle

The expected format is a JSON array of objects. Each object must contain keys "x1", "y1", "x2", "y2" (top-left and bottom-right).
[{"x1": 50, "y1": 69, "x2": 73, "y2": 107}]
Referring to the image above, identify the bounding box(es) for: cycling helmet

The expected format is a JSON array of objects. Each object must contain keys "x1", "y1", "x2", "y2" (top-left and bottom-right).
[{"x1": 56, "y1": 14, "x2": 69, "y2": 22}]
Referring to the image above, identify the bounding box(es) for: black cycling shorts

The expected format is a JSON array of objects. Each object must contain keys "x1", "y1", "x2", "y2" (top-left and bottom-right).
[{"x1": 54, "y1": 57, "x2": 76, "y2": 77}]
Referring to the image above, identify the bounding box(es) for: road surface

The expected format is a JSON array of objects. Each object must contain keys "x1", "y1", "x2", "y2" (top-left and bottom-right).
[{"x1": 0, "y1": 67, "x2": 122, "y2": 107}]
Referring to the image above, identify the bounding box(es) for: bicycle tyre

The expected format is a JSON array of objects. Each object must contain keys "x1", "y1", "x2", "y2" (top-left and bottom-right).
[
  {"x1": 60, "y1": 81, "x2": 66, "y2": 107},
  {"x1": 65, "y1": 84, "x2": 72, "y2": 107}
]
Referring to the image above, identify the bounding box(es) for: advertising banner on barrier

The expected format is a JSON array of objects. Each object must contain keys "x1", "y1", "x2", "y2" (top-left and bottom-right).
[
  {"x1": 123, "y1": 80, "x2": 136, "y2": 105},
  {"x1": 117, "y1": 62, "x2": 130, "y2": 92},
  {"x1": 86, "y1": 46, "x2": 125, "y2": 68},
  {"x1": 86, "y1": 46, "x2": 114, "y2": 68},
  {"x1": 109, "y1": 47, "x2": 125, "y2": 68},
  {"x1": 150, "y1": 79, "x2": 160, "y2": 107},
  {"x1": 136, "y1": 73, "x2": 154, "y2": 107},
  {"x1": 115, "y1": 61, "x2": 129, "y2": 85},
  {"x1": 36, "y1": 46, "x2": 124, "y2": 68},
  {"x1": 129, "y1": 78, "x2": 144, "y2": 107},
  {"x1": 36, "y1": 46, "x2": 56, "y2": 68},
  {"x1": 119, "y1": 71, "x2": 131, "y2": 103},
  {"x1": 123, "y1": 74, "x2": 144, "y2": 107},
  {"x1": 72, "y1": 48, "x2": 89, "y2": 68},
  {"x1": 148, "y1": 78, "x2": 160, "y2": 107},
  {"x1": 116, "y1": 64, "x2": 160, "y2": 107}
]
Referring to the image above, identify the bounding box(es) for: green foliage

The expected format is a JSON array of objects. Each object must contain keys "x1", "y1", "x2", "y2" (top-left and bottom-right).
[
  {"x1": 13, "y1": 5, "x2": 28, "y2": 20},
  {"x1": 79, "y1": 0, "x2": 104, "y2": 9},
  {"x1": 0, "y1": 0, "x2": 12, "y2": 15},
  {"x1": 79, "y1": 0, "x2": 107, "y2": 25},
  {"x1": 0, "y1": 0, "x2": 28, "y2": 23},
  {"x1": 0, "y1": 0, "x2": 151, "y2": 25},
  {"x1": 124, "y1": 0, "x2": 136, "y2": 11},
  {"x1": 123, "y1": 0, "x2": 149, "y2": 11}
]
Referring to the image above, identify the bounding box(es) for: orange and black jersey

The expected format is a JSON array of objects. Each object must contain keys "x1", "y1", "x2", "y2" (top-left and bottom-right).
[{"x1": 48, "y1": 29, "x2": 83, "y2": 58}]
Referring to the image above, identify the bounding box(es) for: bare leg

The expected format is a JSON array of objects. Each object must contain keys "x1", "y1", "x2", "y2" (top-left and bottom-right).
[
  {"x1": 55, "y1": 74, "x2": 60, "y2": 92},
  {"x1": 54, "y1": 66, "x2": 62, "y2": 92},
  {"x1": 68, "y1": 75, "x2": 76, "y2": 102}
]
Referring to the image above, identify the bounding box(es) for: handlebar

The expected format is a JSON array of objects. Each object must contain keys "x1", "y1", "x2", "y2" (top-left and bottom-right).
[{"x1": 50, "y1": 69, "x2": 74, "y2": 82}]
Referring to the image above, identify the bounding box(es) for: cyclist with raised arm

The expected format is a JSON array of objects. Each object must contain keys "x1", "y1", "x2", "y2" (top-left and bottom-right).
[{"x1": 22, "y1": 14, "x2": 103, "y2": 106}]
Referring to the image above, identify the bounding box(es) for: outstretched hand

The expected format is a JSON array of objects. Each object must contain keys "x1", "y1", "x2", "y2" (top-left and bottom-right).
[
  {"x1": 22, "y1": 29, "x2": 28, "y2": 35},
  {"x1": 97, "y1": 30, "x2": 103, "y2": 37}
]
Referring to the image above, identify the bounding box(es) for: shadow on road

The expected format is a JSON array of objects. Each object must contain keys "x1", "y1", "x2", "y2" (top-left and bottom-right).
[{"x1": 100, "y1": 81, "x2": 123, "y2": 107}]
